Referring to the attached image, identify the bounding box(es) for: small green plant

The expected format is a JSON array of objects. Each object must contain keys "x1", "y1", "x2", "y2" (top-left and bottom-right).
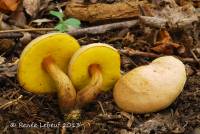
[{"x1": 50, "y1": 10, "x2": 81, "y2": 32}]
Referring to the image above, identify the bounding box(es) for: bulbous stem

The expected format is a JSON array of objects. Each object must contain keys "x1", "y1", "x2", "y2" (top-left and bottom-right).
[
  {"x1": 76, "y1": 64, "x2": 103, "y2": 108},
  {"x1": 42, "y1": 56, "x2": 76, "y2": 113}
]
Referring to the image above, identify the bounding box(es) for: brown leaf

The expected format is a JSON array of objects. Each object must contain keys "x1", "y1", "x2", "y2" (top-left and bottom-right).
[
  {"x1": 0, "y1": 59, "x2": 18, "y2": 77},
  {"x1": 151, "y1": 30, "x2": 181, "y2": 54},
  {"x1": 0, "y1": 0, "x2": 20, "y2": 12},
  {"x1": 23, "y1": 0, "x2": 40, "y2": 17},
  {"x1": 152, "y1": 42, "x2": 181, "y2": 54}
]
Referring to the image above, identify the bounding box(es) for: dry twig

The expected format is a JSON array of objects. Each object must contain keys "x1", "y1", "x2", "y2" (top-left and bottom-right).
[
  {"x1": 121, "y1": 47, "x2": 160, "y2": 58},
  {"x1": 0, "y1": 95, "x2": 23, "y2": 109},
  {"x1": 0, "y1": 20, "x2": 138, "y2": 37}
]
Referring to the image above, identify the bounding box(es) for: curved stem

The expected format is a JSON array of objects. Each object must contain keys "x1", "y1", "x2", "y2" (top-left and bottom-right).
[
  {"x1": 76, "y1": 64, "x2": 103, "y2": 108},
  {"x1": 42, "y1": 56, "x2": 76, "y2": 113},
  {"x1": 66, "y1": 64, "x2": 103, "y2": 120}
]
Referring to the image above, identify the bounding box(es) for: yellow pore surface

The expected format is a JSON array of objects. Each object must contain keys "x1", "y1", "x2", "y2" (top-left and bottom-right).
[
  {"x1": 18, "y1": 33, "x2": 80, "y2": 94},
  {"x1": 68, "y1": 43, "x2": 121, "y2": 91}
]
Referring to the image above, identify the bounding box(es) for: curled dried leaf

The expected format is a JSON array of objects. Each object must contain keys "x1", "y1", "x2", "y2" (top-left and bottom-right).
[
  {"x1": 23, "y1": 0, "x2": 40, "y2": 17},
  {"x1": 151, "y1": 30, "x2": 183, "y2": 54}
]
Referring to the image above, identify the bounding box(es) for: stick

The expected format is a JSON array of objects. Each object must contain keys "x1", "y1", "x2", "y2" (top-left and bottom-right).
[
  {"x1": 121, "y1": 47, "x2": 160, "y2": 58},
  {"x1": 0, "y1": 28, "x2": 55, "y2": 33},
  {"x1": 190, "y1": 49, "x2": 200, "y2": 65},
  {"x1": 121, "y1": 47, "x2": 199, "y2": 64},
  {"x1": 0, "y1": 95, "x2": 23, "y2": 109},
  {"x1": 0, "y1": 20, "x2": 138, "y2": 36},
  {"x1": 68, "y1": 20, "x2": 138, "y2": 36}
]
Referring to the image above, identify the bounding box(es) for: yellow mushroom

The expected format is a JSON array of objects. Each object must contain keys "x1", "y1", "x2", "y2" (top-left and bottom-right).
[
  {"x1": 113, "y1": 56, "x2": 186, "y2": 113},
  {"x1": 18, "y1": 33, "x2": 80, "y2": 113},
  {"x1": 66, "y1": 43, "x2": 120, "y2": 118}
]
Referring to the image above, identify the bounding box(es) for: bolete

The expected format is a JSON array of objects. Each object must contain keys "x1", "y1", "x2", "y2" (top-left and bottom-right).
[
  {"x1": 18, "y1": 33, "x2": 80, "y2": 113},
  {"x1": 68, "y1": 43, "x2": 121, "y2": 108},
  {"x1": 113, "y1": 56, "x2": 186, "y2": 113}
]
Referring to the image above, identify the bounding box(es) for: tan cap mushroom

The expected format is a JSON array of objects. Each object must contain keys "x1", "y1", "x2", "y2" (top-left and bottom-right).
[
  {"x1": 18, "y1": 33, "x2": 80, "y2": 113},
  {"x1": 113, "y1": 56, "x2": 186, "y2": 113}
]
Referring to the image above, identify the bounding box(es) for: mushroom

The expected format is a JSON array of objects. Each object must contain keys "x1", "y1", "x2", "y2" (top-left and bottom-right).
[
  {"x1": 18, "y1": 33, "x2": 80, "y2": 113},
  {"x1": 67, "y1": 43, "x2": 120, "y2": 118},
  {"x1": 113, "y1": 56, "x2": 186, "y2": 113}
]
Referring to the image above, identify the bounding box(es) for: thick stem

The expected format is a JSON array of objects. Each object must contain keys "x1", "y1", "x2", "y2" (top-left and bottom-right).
[
  {"x1": 65, "y1": 64, "x2": 103, "y2": 120},
  {"x1": 76, "y1": 64, "x2": 103, "y2": 108},
  {"x1": 42, "y1": 56, "x2": 76, "y2": 113}
]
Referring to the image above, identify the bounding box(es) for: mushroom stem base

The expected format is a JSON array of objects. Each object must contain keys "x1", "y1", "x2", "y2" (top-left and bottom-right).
[
  {"x1": 42, "y1": 56, "x2": 76, "y2": 113},
  {"x1": 76, "y1": 64, "x2": 103, "y2": 108}
]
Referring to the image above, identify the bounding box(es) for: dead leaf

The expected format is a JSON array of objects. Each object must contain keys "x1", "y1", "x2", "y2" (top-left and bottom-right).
[
  {"x1": 0, "y1": 0, "x2": 20, "y2": 12},
  {"x1": 152, "y1": 42, "x2": 181, "y2": 54},
  {"x1": 0, "y1": 58, "x2": 18, "y2": 77},
  {"x1": 151, "y1": 30, "x2": 182, "y2": 54},
  {"x1": 0, "y1": 56, "x2": 5, "y2": 64},
  {"x1": 31, "y1": 18, "x2": 53, "y2": 26},
  {"x1": 10, "y1": 6, "x2": 27, "y2": 27},
  {"x1": 0, "y1": 39, "x2": 15, "y2": 54},
  {"x1": 39, "y1": 0, "x2": 52, "y2": 12},
  {"x1": 23, "y1": 0, "x2": 40, "y2": 17}
]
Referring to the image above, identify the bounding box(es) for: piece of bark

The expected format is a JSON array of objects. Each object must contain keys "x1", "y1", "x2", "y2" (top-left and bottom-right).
[{"x1": 65, "y1": 1, "x2": 153, "y2": 22}]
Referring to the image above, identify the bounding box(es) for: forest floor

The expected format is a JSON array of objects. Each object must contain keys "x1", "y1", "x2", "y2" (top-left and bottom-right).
[{"x1": 0, "y1": 0, "x2": 200, "y2": 134}]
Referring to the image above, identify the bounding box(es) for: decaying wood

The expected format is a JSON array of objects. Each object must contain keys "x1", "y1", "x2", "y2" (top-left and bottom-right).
[{"x1": 65, "y1": 1, "x2": 153, "y2": 22}]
